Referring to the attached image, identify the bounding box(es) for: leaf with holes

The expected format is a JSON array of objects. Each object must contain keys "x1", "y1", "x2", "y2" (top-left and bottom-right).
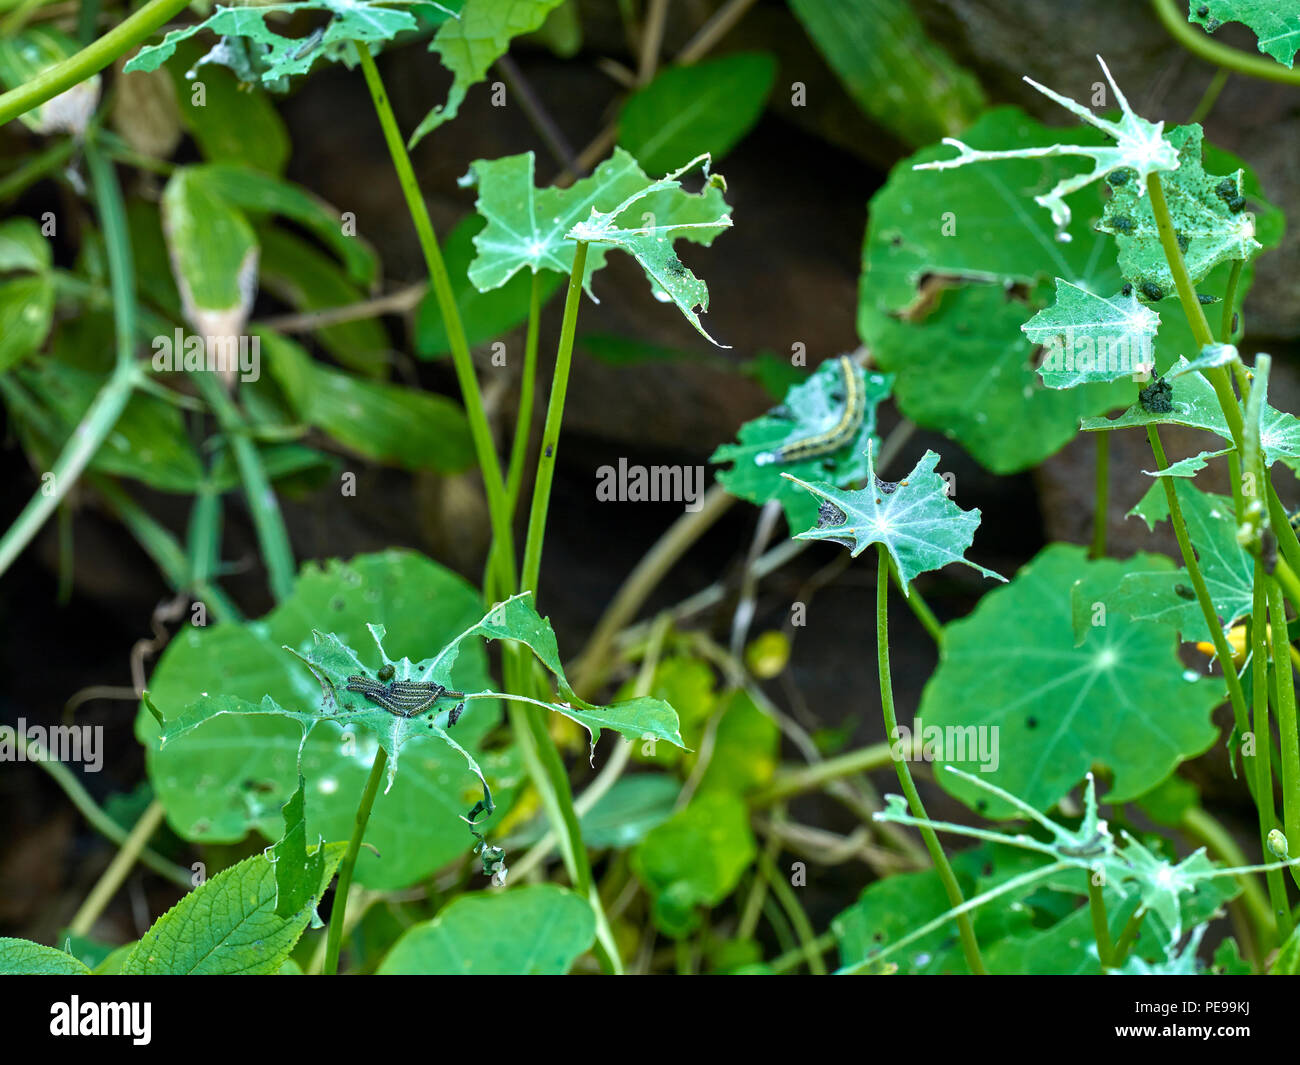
[
  {"x1": 782, "y1": 447, "x2": 1004, "y2": 590},
  {"x1": 710, "y1": 357, "x2": 893, "y2": 532},
  {"x1": 1189, "y1": 2, "x2": 1300, "y2": 68},
  {"x1": 1020, "y1": 278, "x2": 1159, "y2": 388}
]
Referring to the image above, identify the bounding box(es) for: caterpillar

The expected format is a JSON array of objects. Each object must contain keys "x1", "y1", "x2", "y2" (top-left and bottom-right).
[
  {"x1": 755, "y1": 356, "x2": 864, "y2": 466},
  {"x1": 345, "y1": 675, "x2": 464, "y2": 719}
]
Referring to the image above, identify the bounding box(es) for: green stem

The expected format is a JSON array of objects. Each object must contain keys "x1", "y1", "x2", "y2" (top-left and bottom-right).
[
  {"x1": 0, "y1": 136, "x2": 75, "y2": 204},
  {"x1": 69, "y1": 800, "x2": 167, "y2": 936},
  {"x1": 519, "y1": 240, "x2": 588, "y2": 598},
  {"x1": 1188, "y1": 66, "x2": 1230, "y2": 124},
  {"x1": 1151, "y1": 0, "x2": 1300, "y2": 84},
  {"x1": 892, "y1": 563, "x2": 943, "y2": 648},
  {"x1": 768, "y1": 931, "x2": 835, "y2": 974},
  {"x1": 192, "y1": 373, "x2": 295, "y2": 603},
  {"x1": 0, "y1": 134, "x2": 139, "y2": 580},
  {"x1": 354, "y1": 42, "x2": 516, "y2": 595},
  {"x1": 1109, "y1": 904, "x2": 1146, "y2": 968},
  {"x1": 1091, "y1": 430, "x2": 1109, "y2": 558},
  {"x1": 324, "y1": 745, "x2": 387, "y2": 975},
  {"x1": 0, "y1": 0, "x2": 191, "y2": 126},
  {"x1": 1181, "y1": 804, "x2": 1275, "y2": 953},
  {"x1": 751, "y1": 742, "x2": 894, "y2": 808},
  {"x1": 757, "y1": 844, "x2": 826, "y2": 975},
  {"x1": 1267, "y1": 577, "x2": 1300, "y2": 892},
  {"x1": 875, "y1": 542, "x2": 985, "y2": 974},
  {"x1": 1146, "y1": 426, "x2": 1252, "y2": 741},
  {"x1": 1249, "y1": 562, "x2": 1290, "y2": 936},
  {"x1": 1087, "y1": 876, "x2": 1113, "y2": 970},
  {"x1": 2, "y1": 726, "x2": 190, "y2": 888},
  {"x1": 505, "y1": 271, "x2": 544, "y2": 520}
]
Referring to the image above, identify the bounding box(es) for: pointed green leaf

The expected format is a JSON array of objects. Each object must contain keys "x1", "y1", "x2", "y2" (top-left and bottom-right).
[
  {"x1": 409, "y1": 0, "x2": 565, "y2": 146},
  {"x1": 376, "y1": 884, "x2": 595, "y2": 974},
  {"x1": 0, "y1": 939, "x2": 91, "y2": 975},
  {"x1": 121, "y1": 845, "x2": 344, "y2": 974},
  {"x1": 1020, "y1": 278, "x2": 1159, "y2": 388},
  {"x1": 710, "y1": 356, "x2": 893, "y2": 530},
  {"x1": 921, "y1": 544, "x2": 1222, "y2": 816},
  {"x1": 783, "y1": 447, "x2": 1005, "y2": 590},
  {"x1": 1098, "y1": 125, "x2": 1262, "y2": 293},
  {"x1": 270, "y1": 773, "x2": 324, "y2": 919}
]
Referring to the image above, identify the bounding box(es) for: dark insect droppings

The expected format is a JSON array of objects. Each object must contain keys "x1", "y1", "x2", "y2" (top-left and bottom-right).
[
  {"x1": 378, "y1": 663, "x2": 395, "y2": 682},
  {"x1": 1139, "y1": 375, "x2": 1173, "y2": 414},
  {"x1": 1121, "y1": 282, "x2": 1133, "y2": 298},
  {"x1": 1106, "y1": 168, "x2": 1134, "y2": 187},
  {"x1": 1196, "y1": 3, "x2": 1208, "y2": 14},
  {"x1": 1026, "y1": 716, "x2": 1038, "y2": 729},
  {"x1": 545, "y1": 444, "x2": 553, "y2": 457},
  {"x1": 1176, "y1": 231, "x2": 1189, "y2": 254},
  {"x1": 1110, "y1": 214, "x2": 1134, "y2": 234},
  {"x1": 1175, "y1": 584, "x2": 1197, "y2": 600},
  {"x1": 1197, "y1": 294, "x2": 1219, "y2": 304},
  {"x1": 1215, "y1": 177, "x2": 1237, "y2": 201},
  {"x1": 1206, "y1": 16, "x2": 1221, "y2": 31},
  {"x1": 1228, "y1": 196, "x2": 1246, "y2": 213},
  {"x1": 1139, "y1": 281, "x2": 1164, "y2": 302}
]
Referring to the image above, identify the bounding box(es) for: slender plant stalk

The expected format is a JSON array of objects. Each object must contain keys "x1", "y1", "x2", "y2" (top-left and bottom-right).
[
  {"x1": 1181, "y1": 804, "x2": 1274, "y2": 949},
  {"x1": 0, "y1": 134, "x2": 139, "y2": 580},
  {"x1": 1091, "y1": 430, "x2": 1109, "y2": 558},
  {"x1": 324, "y1": 746, "x2": 388, "y2": 975},
  {"x1": 1267, "y1": 577, "x2": 1300, "y2": 891},
  {"x1": 1087, "y1": 876, "x2": 1113, "y2": 971},
  {"x1": 354, "y1": 43, "x2": 517, "y2": 595},
  {"x1": 1109, "y1": 904, "x2": 1146, "y2": 968},
  {"x1": 505, "y1": 271, "x2": 544, "y2": 519},
  {"x1": 756, "y1": 844, "x2": 826, "y2": 975},
  {"x1": 1249, "y1": 566, "x2": 1290, "y2": 935},
  {"x1": 750, "y1": 742, "x2": 894, "y2": 808},
  {"x1": 3, "y1": 726, "x2": 190, "y2": 888},
  {"x1": 1188, "y1": 67, "x2": 1230, "y2": 125},
  {"x1": 1151, "y1": 0, "x2": 1300, "y2": 84},
  {"x1": 69, "y1": 800, "x2": 167, "y2": 936},
  {"x1": 874, "y1": 542, "x2": 986, "y2": 974},
  {"x1": 519, "y1": 240, "x2": 589, "y2": 597},
  {"x1": 0, "y1": 0, "x2": 191, "y2": 126}
]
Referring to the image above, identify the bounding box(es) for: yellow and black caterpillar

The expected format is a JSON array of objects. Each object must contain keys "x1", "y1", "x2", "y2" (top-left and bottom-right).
[{"x1": 754, "y1": 356, "x2": 865, "y2": 466}]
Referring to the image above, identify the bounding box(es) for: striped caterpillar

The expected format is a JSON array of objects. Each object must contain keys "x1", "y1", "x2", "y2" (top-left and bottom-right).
[
  {"x1": 345, "y1": 675, "x2": 465, "y2": 723},
  {"x1": 754, "y1": 355, "x2": 865, "y2": 466}
]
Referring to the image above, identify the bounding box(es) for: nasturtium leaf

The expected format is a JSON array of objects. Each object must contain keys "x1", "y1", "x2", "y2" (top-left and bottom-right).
[
  {"x1": 915, "y1": 56, "x2": 1179, "y2": 235},
  {"x1": 0, "y1": 939, "x2": 91, "y2": 975},
  {"x1": 1141, "y1": 447, "x2": 1233, "y2": 477},
  {"x1": 415, "y1": 215, "x2": 563, "y2": 358},
  {"x1": 1189, "y1": 1, "x2": 1300, "y2": 68},
  {"x1": 137, "y1": 551, "x2": 515, "y2": 891},
  {"x1": 783, "y1": 447, "x2": 1005, "y2": 591},
  {"x1": 121, "y1": 845, "x2": 344, "y2": 974},
  {"x1": 126, "y1": 1, "x2": 420, "y2": 87},
  {"x1": 788, "y1": 0, "x2": 986, "y2": 148},
  {"x1": 632, "y1": 791, "x2": 756, "y2": 938},
  {"x1": 622, "y1": 655, "x2": 717, "y2": 770},
  {"x1": 1098, "y1": 125, "x2": 1261, "y2": 294},
  {"x1": 260, "y1": 329, "x2": 474, "y2": 472},
  {"x1": 162, "y1": 167, "x2": 259, "y2": 339},
  {"x1": 710, "y1": 356, "x2": 893, "y2": 531},
  {"x1": 567, "y1": 154, "x2": 733, "y2": 344},
  {"x1": 463, "y1": 147, "x2": 730, "y2": 300},
  {"x1": 695, "y1": 689, "x2": 779, "y2": 797},
  {"x1": 0, "y1": 218, "x2": 54, "y2": 371},
  {"x1": 410, "y1": 0, "x2": 566, "y2": 147},
  {"x1": 376, "y1": 884, "x2": 595, "y2": 974},
  {"x1": 920, "y1": 544, "x2": 1222, "y2": 816},
  {"x1": 1112, "y1": 481, "x2": 1253, "y2": 644},
  {"x1": 1021, "y1": 279, "x2": 1158, "y2": 388},
  {"x1": 618, "y1": 53, "x2": 776, "y2": 176}
]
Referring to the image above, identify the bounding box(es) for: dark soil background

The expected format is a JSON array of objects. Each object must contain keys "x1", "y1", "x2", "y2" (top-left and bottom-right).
[{"x1": 3, "y1": 0, "x2": 1299, "y2": 952}]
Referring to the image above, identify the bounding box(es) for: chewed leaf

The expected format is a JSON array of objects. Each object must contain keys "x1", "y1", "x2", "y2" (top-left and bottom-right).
[
  {"x1": 711, "y1": 355, "x2": 893, "y2": 531},
  {"x1": 782, "y1": 445, "x2": 1005, "y2": 590},
  {"x1": 463, "y1": 148, "x2": 731, "y2": 308},
  {"x1": 410, "y1": 0, "x2": 567, "y2": 147},
  {"x1": 914, "y1": 55, "x2": 1179, "y2": 235},
  {"x1": 565, "y1": 154, "x2": 733, "y2": 345},
  {"x1": 1021, "y1": 279, "x2": 1159, "y2": 388},
  {"x1": 125, "y1": 1, "x2": 421, "y2": 86},
  {"x1": 1189, "y1": 2, "x2": 1300, "y2": 68},
  {"x1": 1098, "y1": 125, "x2": 1261, "y2": 293}
]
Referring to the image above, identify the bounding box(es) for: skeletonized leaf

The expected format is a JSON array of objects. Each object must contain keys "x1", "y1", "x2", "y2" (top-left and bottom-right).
[
  {"x1": 1021, "y1": 279, "x2": 1158, "y2": 388},
  {"x1": 783, "y1": 446, "x2": 1004, "y2": 590}
]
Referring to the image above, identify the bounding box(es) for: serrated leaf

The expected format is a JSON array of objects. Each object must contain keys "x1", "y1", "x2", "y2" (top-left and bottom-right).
[
  {"x1": 376, "y1": 884, "x2": 594, "y2": 974},
  {"x1": 137, "y1": 551, "x2": 517, "y2": 891},
  {"x1": 710, "y1": 356, "x2": 892, "y2": 531},
  {"x1": 270, "y1": 773, "x2": 324, "y2": 919},
  {"x1": 914, "y1": 55, "x2": 1179, "y2": 234},
  {"x1": 126, "y1": 1, "x2": 417, "y2": 86},
  {"x1": 1190, "y1": 1, "x2": 1300, "y2": 68},
  {"x1": 922, "y1": 544, "x2": 1222, "y2": 816},
  {"x1": 789, "y1": 0, "x2": 986, "y2": 148},
  {"x1": 1098, "y1": 125, "x2": 1261, "y2": 293},
  {"x1": 1021, "y1": 278, "x2": 1158, "y2": 387},
  {"x1": 783, "y1": 447, "x2": 1005, "y2": 590},
  {"x1": 409, "y1": 0, "x2": 565, "y2": 146},
  {"x1": 618, "y1": 53, "x2": 776, "y2": 175},
  {"x1": 121, "y1": 845, "x2": 344, "y2": 974},
  {"x1": 0, "y1": 938, "x2": 91, "y2": 975}
]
